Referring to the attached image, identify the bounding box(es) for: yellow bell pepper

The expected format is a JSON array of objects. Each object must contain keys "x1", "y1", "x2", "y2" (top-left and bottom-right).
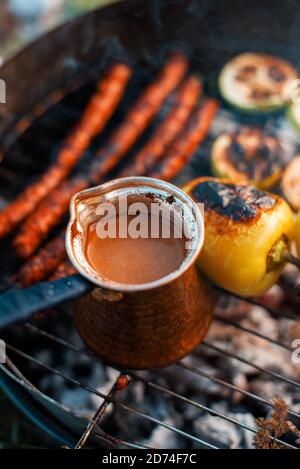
[
  {"x1": 295, "y1": 211, "x2": 300, "y2": 257},
  {"x1": 184, "y1": 177, "x2": 295, "y2": 297}
]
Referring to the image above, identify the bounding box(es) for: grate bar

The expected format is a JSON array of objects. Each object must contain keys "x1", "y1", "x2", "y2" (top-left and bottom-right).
[
  {"x1": 129, "y1": 372, "x2": 260, "y2": 435},
  {"x1": 5, "y1": 357, "x2": 37, "y2": 389},
  {"x1": 21, "y1": 325, "x2": 299, "y2": 447},
  {"x1": 109, "y1": 401, "x2": 220, "y2": 449},
  {"x1": 176, "y1": 361, "x2": 300, "y2": 420},
  {"x1": 0, "y1": 362, "x2": 97, "y2": 422},
  {"x1": 127, "y1": 372, "x2": 298, "y2": 448},
  {"x1": 91, "y1": 431, "x2": 153, "y2": 449},
  {"x1": 24, "y1": 323, "x2": 300, "y2": 420},
  {"x1": 0, "y1": 361, "x2": 147, "y2": 449},
  {"x1": 215, "y1": 315, "x2": 292, "y2": 352},
  {"x1": 202, "y1": 341, "x2": 300, "y2": 389},
  {"x1": 75, "y1": 373, "x2": 129, "y2": 450},
  {"x1": 5, "y1": 343, "x2": 220, "y2": 449},
  {"x1": 215, "y1": 286, "x2": 299, "y2": 321},
  {"x1": 2, "y1": 75, "x2": 95, "y2": 153}
]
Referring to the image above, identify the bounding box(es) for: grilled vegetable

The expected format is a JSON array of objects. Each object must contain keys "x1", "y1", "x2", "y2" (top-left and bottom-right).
[
  {"x1": 211, "y1": 128, "x2": 283, "y2": 189},
  {"x1": 288, "y1": 101, "x2": 300, "y2": 132},
  {"x1": 281, "y1": 155, "x2": 300, "y2": 210},
  {"x1": 295, "y1": 211, "x2": 300, "y2": 257},
  {"x1": 219, "y1": 53, "x2": 297, "y2": 112},
  {"x1": 184, "y1": 177, "x2": 294, "y2": 296}
]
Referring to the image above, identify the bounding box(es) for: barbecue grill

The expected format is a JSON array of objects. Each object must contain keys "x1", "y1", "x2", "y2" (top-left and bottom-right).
[{"x1": 0, "y1": 0, "x2": 299, "y2": 449}]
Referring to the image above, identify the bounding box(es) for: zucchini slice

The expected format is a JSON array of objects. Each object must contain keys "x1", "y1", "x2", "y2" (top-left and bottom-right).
[
  {"x1": 281, "y1": 155, "x2": 300, "y2": 210},
  {"x1": 211, "y1": 129, "x2": 283, "y2": 189},
  {"x1": 288, "y1": 101, "x2": 300, "y2": 132},
  {"x1": 219, "y1": 53, "x2": 297, "y2": 112}
]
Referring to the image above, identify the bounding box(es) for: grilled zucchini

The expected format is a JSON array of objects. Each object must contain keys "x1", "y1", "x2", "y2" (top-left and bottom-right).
[
  {"x1": 211, "y1": 129, "x2": 283, "y2": 189},
  {"x1": 219, "y1": 53, "x2": 297, "y2": 113}
]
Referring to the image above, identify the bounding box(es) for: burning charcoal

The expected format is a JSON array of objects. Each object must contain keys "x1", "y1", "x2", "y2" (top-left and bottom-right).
[
  {"x1": 192, "y1": 402, "x2": 255, "y2": 449},
  {"x1": 202, "y1": 304, "x2": 300, "y2": 394},
  {"x1": 249, "y1": 378, "x2": 300, "y2": 414},
  {"x1": 48, "y1": 352, "x2": 108, "y2": 416},
  {"x1": 143, "y1": 419, "x2": 185, "y2": 449},
  {"x1": 254, "y1": 284, "x2": 285, "y2": 310},
  {"x1": 280, "y1": 263, "x2": 300, "y2": 288},
  {"x1": 239, "y1": 306, "x2": 278, "y2": 339},
  {"x1": 88, "y1": 368, "x2": 121, "y2": 418},
  {"x1": 193, "y1": 414, "x2": 241, "y2": 448},
  {"x1": 231, "y1": 372, "x2": 248, "y2": 404},
  {"x1": 163, "y1": 358, "x2": 229, "y2": 399},
  {"x1": 108, "y1": 381, "x2": 172, "y2": 443},
  {"x1": 279, "y1": 318, "x2": 300, "y2": 345},
  {"x1": 60, "y1": 388, "x2": 99, "y2": 418},
  {"x1": 215, "y1": 295, "x2": 252, "y2": 320},
  {"x1": 233, "y1": 335, "x2": 293, "y2": 376}
]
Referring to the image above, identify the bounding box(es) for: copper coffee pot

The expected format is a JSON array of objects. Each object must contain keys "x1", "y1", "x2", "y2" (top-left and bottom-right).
[{"x1": 66, "y1": 177, "x2": 215, "y2": 369}]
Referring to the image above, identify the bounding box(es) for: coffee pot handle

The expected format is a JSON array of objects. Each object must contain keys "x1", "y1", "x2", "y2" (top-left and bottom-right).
[{"x1": 0, "y1": 275, "x2": 92, "y2": 329}]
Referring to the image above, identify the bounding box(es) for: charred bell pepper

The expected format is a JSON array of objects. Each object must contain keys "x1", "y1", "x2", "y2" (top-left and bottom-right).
[
  {"x1": 211, "y1": 128, "x2": 283, "y2": 189},
  {"x1": 295, "y1": 211, "x2": 300, "y2": 257},
  {"x1": 184, "y1": 177, "x2": 295, "y2": 296},
  {"x1": 219, "y1": 52, "x2": 297, "y2": 113}
]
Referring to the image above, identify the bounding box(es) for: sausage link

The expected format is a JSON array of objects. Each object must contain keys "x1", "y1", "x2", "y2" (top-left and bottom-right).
[
  {"x1": 17, "y1": 232, "x2": 67, "y2": 287},
  {"x1": 0, "y1": 63, "x2": 131, "y2": 238},
  {"x1": 14, "y1": 179, "x2": 86, "y2": 259},
  {"x1": 89, "y1": 53, "x2": 188, "y2": 183},
  {"x1": 13, "y1": 54, "x2": 188, "y2": 258},
  {"x1": 121, "y1": 75, "x2": 202, "y2": 176},
  {"x1": 150, "y1": 99, "x2": 219, "y2": 181},
  {"x1": 50, "y1": 261, "x2": 77, "y2": 281}
]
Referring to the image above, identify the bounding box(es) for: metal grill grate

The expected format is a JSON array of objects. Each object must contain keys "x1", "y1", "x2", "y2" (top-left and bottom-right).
[
  {"x1": 1, "y1": 300, "x2": 300, "y2": 449},
  {"x1": 0, "y1": 77, "x2": 299, "y2": 450}
]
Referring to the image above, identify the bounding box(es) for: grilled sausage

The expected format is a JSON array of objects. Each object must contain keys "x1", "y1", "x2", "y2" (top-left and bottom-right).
[
  {"x1": 17, "y1": 232, "x2": 67, "y2": 287},
  {"x1": 14, "y1": 178, "x2": 86, "y2": 259},
  {"x1": 13, "y1": 53, "x2": 188, "y2": 259},
  {"x1": 50, "y1": 260, "x2": 77, "y2": 281},
  {"x1": 0, "y1": 63, "x2": 131, "y2": 238},
  {"x1": 120, "y1": 75, "x2": 201, "y2": 176},
  {"x1": 89, "y1": 52, "x2": 188, "y2": 183},
  {"x1": 150, "y1": 99, "x2": 219, "y2": 181}
]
